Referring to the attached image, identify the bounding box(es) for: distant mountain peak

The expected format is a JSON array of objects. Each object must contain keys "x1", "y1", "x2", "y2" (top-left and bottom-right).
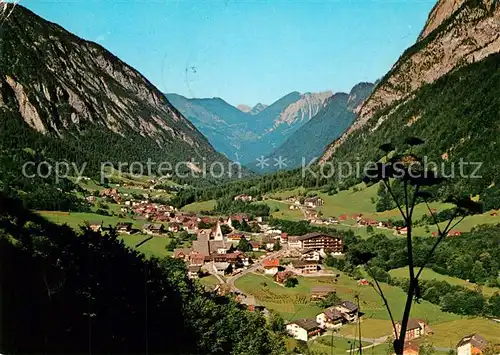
[
  {"x1": 249, "y1": 103, "x2": 268, "y2": 115},
  {"x1": 237, "y1": 104, "x2": 251, "y2": 113}
]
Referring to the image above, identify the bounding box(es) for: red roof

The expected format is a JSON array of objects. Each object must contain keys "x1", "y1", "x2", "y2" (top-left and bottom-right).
[
  {"x1": 263, "y1": 259, "x2": 280, "y2": 268},
  {"x1": 231, "y1": 214, "x2": 248, "y2": 222}
]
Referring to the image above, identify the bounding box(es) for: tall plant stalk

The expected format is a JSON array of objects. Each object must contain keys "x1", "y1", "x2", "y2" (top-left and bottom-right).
[{"x1": 362, "y1": 139, "x2": 482, "y2": 355}]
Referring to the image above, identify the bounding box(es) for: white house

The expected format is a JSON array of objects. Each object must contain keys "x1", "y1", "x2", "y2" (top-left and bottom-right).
[
  {"x1": 286, "y1": 319, "x2": 322, "y2": 342},
  {"x1": 265, "y1": 229, "x2": 282, "y2": 235},
  {"x1": 334, "y1": 301, "x2": 359, "y2": 323},
  {"x1": 300, "y1": 249, "x2": 321, "y2": 261},
  {"x1": 263, "y1": 259, "x2": 280, "y2": 275},
  {"x1": 456, "y1": 334, "x2": 488, "y2": 355},
  {"x1": 266, "y1": 242, "x2": 275, "y2": 251},
  {"x1": 316, "y1": 308, "x2": 344, "y2": 329}
]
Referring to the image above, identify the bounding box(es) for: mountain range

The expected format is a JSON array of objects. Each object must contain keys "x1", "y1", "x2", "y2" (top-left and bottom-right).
[
  {"x1": 0, "y1": 4, "x2": 231, "y2": 180},
  {"x1": 237, "y1": 103, "x2": 268, "y2": 115},
  {"x1": 263, "y1": 82, "x2": 374, "y2": 171},
  {"x1": 166, "y1": 91, "x2": 332, "y2": 165},
  {"x1": 3, "y1": 0, "x2": 500, "y2": 201}
]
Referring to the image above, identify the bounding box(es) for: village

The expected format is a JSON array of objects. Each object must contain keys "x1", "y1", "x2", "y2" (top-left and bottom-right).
[{"x1": 79, "y1": 188, "x2": 497, "y2": 355}]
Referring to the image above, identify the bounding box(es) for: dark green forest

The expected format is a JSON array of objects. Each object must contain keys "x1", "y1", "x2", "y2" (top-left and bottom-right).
[{"x1": 0, "y1": 194, "x2": 286, "y2": 354}]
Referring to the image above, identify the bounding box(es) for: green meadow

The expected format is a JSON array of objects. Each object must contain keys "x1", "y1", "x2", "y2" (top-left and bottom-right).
[{"x1": 234, "y1": 270, "x2": 460, "y2": 325}]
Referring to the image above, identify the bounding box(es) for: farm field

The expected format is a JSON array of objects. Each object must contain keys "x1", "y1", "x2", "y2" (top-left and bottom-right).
[
  {"x1": 181, "y1": 200, "x2": 216, "y2": 213},
  {"x1": 338, "y1": 318, "x2": 394, "y2": 339},
  {"x1": 389, "y1": 267, "x2": 500, "y2": 297},
  {"x1": 234, "y1": 271, "x2": 460, "y2": 325},
  {"x1": 416, "y1": 318, "x2": 500, "y2": 348},
  {"x1": 269, "y1": 184, "x2": 500, "y2": 237}
]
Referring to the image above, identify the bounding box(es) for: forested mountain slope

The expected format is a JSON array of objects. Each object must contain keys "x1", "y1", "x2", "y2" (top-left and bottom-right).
[
  {"x1": 321, "y1": 0, "x2": 500, "y2": 162},
  {"x1": 322, "y1": 52, "x2": 500, "y2": 207}
]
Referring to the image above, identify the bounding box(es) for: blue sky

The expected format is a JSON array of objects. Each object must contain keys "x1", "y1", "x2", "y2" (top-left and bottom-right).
[{"x1": 21, "y1": 0, "x2": 436, "y2": 107}]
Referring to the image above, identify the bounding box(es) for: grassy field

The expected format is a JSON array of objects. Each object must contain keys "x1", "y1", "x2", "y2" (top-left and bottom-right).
[
  {"x1": 119, "y1": 234, "x2": 173, "y2": 258},
  {"x1": 267, "y1": 188, "x2": 306, "y2": 200},
  {"x1": 308, "y1": 335, "x2": 369, "y2": 353},
  {"x1": 263, "y1": 200, "x2": 305, "y2": 221},
  {"x1": 37, "y1": 211, "x2": 146, "y2": 230},
  {"x1": 389, "y1": 267, "x2": 500, "y2": 297},
  {"x1": 181, "y1": 200, "x2": 216, "y2": 213},
  {"x1": 339, "y1": 318, "x2": 394, "y2": 339},
  {"x1": 73, "y1": 178, "x2": 103, "y2": 192},
  {"x1": 37, "y1": 211, "x2": 177, "y2": 259},
  {"x1": 413, "y1": 212, "x2": 500, "y2": 237},
  {"x1": 198, "y1": 275, "x2": 220, "y2": 287},
  {"x1": 327, "y1": 224, "x2": 396, "y2": 239},
  {"x1": 236, "y1": 271, "x2": 499, "y2": 350},
  {"x1": 269, "y1": 184, "x2": 499, "y2": 237},
  {"x1": 234, "y1": 271, "x2": 459, "y2": 325},
  {"x1": 417, "y1": 318, "x2": 500, "y2": 348},
  {"x1": 313, "y1": 184, "x2": 453, "y2": 225}
]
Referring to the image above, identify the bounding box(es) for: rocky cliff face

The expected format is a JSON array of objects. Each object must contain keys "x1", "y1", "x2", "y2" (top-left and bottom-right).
[
  {"x1": 269, "y1": 91, "x2": 332, "y2": 133},
  {"x1": 0, "y1": 4, "x2": 229, "y2": 171},
  {"x1": 320, "y1": 0, "x2": 500, "y2": 163},
  {"x1": 237, "y1": 104, "x2": 252, "y2": 113},
  {"x1": 418, "y1": 0, "x2": 467, "y2": 40}
]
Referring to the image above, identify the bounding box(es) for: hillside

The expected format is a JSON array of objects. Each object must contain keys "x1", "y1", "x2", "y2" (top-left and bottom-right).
[
  {"x1": 318, "y1": 51, "x2": 500, "y2": 207},
  {"x1": 0, "y1": 4, "x2": 231, "y2": 178},
  {"x1": 321, "y1": 0, "x2": 500, "y2": 162},
  {"x1": 167, "y1": 91, "x2": 331, "y2": 164},
  {"x1": 263, "y1": 82, "x2": 374, "y2": 171}
]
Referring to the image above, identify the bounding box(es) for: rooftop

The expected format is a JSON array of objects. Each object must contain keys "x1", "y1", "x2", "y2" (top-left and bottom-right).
[
  {"x1": 456, "y1": 333, "x2": 488, "y2": 349},
  {"x1": 290, "y1": 318, "x2": 320, "y2": 331},
  {"x1": 296, "y1": 232, "x2": 342, "y2": 241},
  {"x1": 340, "y1": 300, "x2": 358, "y2": 312},
  {"x1": 263, "y1": 259, "x2": 280, "y2": 268}
]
